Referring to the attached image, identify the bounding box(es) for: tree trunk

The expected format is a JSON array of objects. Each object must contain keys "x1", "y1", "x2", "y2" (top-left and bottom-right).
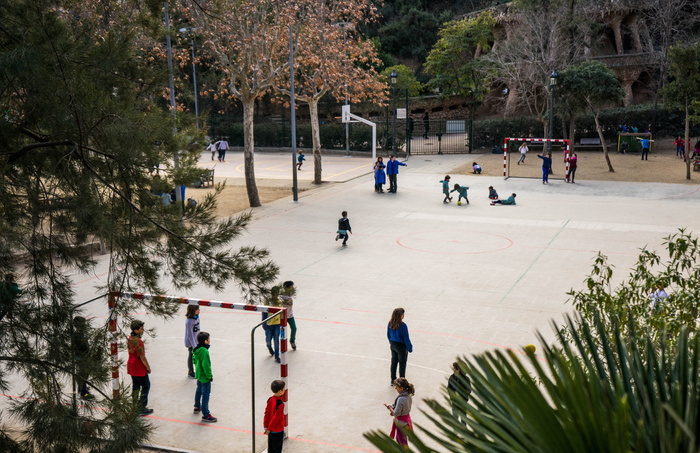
[
  {"x1": 594, "y1": 112, "x2": 614, "y2": 172},
  {"x1": 242, "y1": 97, "x2": 261, "y2": 207},
  {"x1": 685, "y1": 99, "x2": 691, "y2": 180},
  {"x1": 308, "y1": 99, "x2": 323, "y2": 185}
]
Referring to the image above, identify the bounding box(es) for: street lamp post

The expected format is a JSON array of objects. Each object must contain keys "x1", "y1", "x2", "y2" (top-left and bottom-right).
[
  {"x1": 548, "y1": 69, "x2": 558, "y2": 152},
  {"x1": 391, "y1": 70, "x2": 397, "y2": 155}
]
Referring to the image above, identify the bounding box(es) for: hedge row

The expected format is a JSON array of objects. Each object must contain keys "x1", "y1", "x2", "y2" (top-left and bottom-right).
[{"x1": 471, "y1": 105, "x2": 700, "y2": 148}]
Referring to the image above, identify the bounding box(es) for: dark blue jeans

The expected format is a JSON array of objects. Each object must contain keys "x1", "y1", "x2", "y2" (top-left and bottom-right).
[
  {"x1": 195, "y1": 381, "x2": 212, "y2": 416},
  {"x1": 131, "y1": 375, "x2": 150, "y2": 410},
  {"x1": 265, "y1": 324, "x2": 280, "y2": 358},
  {"x1": 390, "y1": 341, "x2": 408, "y2": 382}
]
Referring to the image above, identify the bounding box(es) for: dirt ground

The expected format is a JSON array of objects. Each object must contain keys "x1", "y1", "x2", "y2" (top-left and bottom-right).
[
  {"x1": 197, "y1": 138, "x2": 699, "y2": 217},
  {"x1": 454, "y1": 137, "x2": 700, "y2": 184}
]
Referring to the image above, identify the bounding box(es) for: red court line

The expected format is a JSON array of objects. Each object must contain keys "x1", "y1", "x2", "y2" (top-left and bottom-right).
[{"x1": 0, "y1": 394, "x2": 380, "y2": 451}]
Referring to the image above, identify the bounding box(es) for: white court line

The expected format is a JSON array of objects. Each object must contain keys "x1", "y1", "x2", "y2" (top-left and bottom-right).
[{"x1": 401, "y1": 212, "x2": 684, "y2": 234}]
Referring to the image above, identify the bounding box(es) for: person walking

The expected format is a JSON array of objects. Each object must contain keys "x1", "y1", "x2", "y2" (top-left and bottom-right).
[
  {"x1": 206, "y1": 141, "x2": 217, "y2": 161},
  {"x1": 127, "y1": 320, "x2": 153, "y2": 415},
  {"x1": 387, "y1": 308, "x2": 413, "y2": 386},
  {"x1": 386, "y1": 155, "x2": 407, "y2": 193},
  {"x1": 566, "y1": 153, "x2": 578, "y2": 183},
  {"x1": 537, "y1": 153, "x2": 552, "y2": 184},
  {"x1": 374, "y1": 158, "x2": 386, "y2": 193},
  {"x1": 184, "y1": 304, "x2": 200, "y2": 378},
  {"x1": 517, "y1": 142, "x2": 528, "y2": 165},
  {"x1": 296, "y1": 151, "x2": 305, "y2": 170},
  {"x1": 192, "y1": 331, "x2": 217, "y2": 422},
  {"x1": 336, "y1": 211, "x2": 352, "y2": 247},
  {"x1": 384, "y1": 377, "x2": 415, "y2": 447},
  {"x1": 217, "y1": 138, "x2": 229, "y2": 162},
  {"x1": 264, "y1": 287, "x2": 282, "y2": 363}
]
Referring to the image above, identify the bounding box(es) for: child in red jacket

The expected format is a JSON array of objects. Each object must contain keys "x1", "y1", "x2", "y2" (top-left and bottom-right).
[{"x1": 264, "y1": 380, "x2": 286, "y2": 453}]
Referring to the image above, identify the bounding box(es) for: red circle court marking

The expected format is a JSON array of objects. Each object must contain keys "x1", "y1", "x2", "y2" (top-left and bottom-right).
[{"x1": 396, "y1": 230, "x2": 514, "y2": 255}]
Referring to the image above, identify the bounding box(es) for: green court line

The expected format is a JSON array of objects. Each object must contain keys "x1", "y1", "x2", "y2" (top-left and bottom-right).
[{"x1": 498, "y1": 219, "x2": 571, "y2": 304}]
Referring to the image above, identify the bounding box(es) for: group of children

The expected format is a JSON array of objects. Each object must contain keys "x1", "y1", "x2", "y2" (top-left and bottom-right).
[
  {"x1": 439, "y1": 176, "x2": 516, "y2": 206},
  {"x1": 123, "y1": 303, "x2": 289, "y2": 452}
]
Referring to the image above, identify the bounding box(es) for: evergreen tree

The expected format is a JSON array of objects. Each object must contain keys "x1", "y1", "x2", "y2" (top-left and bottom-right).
[{"x1": 0, "y1": 1, "x2": 277, "y2": 450}]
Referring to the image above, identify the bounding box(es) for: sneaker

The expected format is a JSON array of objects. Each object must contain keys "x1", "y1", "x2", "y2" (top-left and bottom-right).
[
  {"x1": 139, "y1": 408, "x2": 154, "y2": 416},
  {"x1": 188, "y1": 372, "x2": 196, "y2": 378},
  {"x1": 335, "y1": 234, "x2": 339, "y2": 241},
  {"x1": 193, "y1": 407, "x2": 201, "y2": 413},
  {"x1": 267, "y1": 346, "x2": 274, "y2": 356},
  {"x1": 201, "y1": 414, "x2": 218, "y2": 423},
  {"x1": 275, "y1": 356, "x2": 281, "y2": 363},
  {"x1": 291, "y1": 342, "x2": 297, "y2": 351}
]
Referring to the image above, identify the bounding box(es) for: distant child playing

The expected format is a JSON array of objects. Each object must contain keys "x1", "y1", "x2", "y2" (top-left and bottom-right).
[
  {"x1": 439, "y1": 175, "x2": 452, "y2": 203},
  {"x1": 451, "y1": 184, "x2": 469, "y2": 204},
  {"x1": 336, "y1": 211, "x2": 352, "y2": 246},
  {"x1": 127, "y1": 320, "x2": 153, "y2": 415},
  {"x1": 184, "y1": 304, "x2": 200, "y2": 378},
  {"x1": 192, "y1": 331, "x2": 217, "y2": 422},
  {"x1": 264, "y1": 380, "x2": 287, "y2": 453},
  {"x1": 297, "y1": 151, "x2": 305, "y2": 170},
  {"x1": 472, "y1": 162, "x2": 482, "y2": 174},
  {"x1": 279, "y1": 281, "x2": 298, "y2": 350}
]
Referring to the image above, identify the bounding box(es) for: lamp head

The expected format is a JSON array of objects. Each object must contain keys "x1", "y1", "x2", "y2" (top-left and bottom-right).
[
  {"x1": 550, "y1": 69, "x2": 558, "y2": 87},
  {"x1": 390, "y1": 70, "x2": 397, "y2": 85}
]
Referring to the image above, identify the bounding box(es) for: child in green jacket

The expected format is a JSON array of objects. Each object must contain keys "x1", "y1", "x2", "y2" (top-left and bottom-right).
[{"x1": 193, "y1": 331, "x2": 217, "y2": 422}]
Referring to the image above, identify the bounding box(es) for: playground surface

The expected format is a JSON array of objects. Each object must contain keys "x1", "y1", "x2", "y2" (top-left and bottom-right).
[{"x1": 4, "y1": 152, "x2": 700, "y2": 453}]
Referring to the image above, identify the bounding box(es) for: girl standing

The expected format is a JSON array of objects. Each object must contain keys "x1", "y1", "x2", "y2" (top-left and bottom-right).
[
  {"x1": 385, "y1": 377, "x2": 415, "y2": 447},
  {"x1": 387, "y1": 308, "x2": 413, "y2": 385},
  {"x1": 279, "y1": 281, "x2": 298, "y2": 350},
  {"x1": 184, "y1": 305, "x2": 200, "y2": 378}
]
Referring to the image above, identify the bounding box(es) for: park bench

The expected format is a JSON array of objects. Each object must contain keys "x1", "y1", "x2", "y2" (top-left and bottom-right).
[
  {"x1": 577, "y1": 137, "x2": 604, "y2": 151},
  {"x1": 201, "y1": 168, "x2": 215, "y2": 187}
]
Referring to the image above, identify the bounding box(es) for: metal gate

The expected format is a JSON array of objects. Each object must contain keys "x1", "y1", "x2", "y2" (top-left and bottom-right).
[{"x1": 405, "y1": 119, "x2": 473, "y2": 155}]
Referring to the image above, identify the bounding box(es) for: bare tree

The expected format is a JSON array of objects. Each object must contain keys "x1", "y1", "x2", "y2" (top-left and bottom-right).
[{"x1": 189, "y1": 0, "x2": 292, "y2": 207}]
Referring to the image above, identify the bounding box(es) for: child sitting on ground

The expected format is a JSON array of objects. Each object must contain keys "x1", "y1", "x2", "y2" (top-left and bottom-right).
[
  {"x1": 488, "y1": 186, "x2": 498, "y2": 200},
  {"x1": 450, "y1": 184, "x2": 469, "y2": 204}
]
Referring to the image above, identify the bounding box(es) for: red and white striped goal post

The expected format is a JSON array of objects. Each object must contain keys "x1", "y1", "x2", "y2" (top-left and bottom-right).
[{"x1": 502, "y1": 137, "x2": 571, "y2": 179}]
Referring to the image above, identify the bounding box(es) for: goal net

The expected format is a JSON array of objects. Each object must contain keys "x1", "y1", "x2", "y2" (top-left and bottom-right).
[{"x1": 503, "y1": 138, "x2": 570, "y2": 180}]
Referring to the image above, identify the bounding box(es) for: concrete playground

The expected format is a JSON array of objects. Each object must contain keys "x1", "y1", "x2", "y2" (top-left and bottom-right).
[{"x1": 4, "y1": 152, "x2": 700, "y2": 453}]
